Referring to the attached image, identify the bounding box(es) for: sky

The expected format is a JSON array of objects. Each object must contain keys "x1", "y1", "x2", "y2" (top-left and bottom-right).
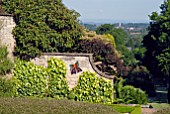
[{"x1": 62, "y1": 0, "x2": 165, "y2": 23}]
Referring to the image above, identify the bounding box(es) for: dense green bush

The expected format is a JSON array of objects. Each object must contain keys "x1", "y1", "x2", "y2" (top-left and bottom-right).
[
  {"x1": 114, "y1": 78, "x2": 148, "y2": 104},
  {"x1": 0, "y1": 77, "x2": 16, "y2": 97},
  {"x1": 124, "y1": 66, "x2": 156, "y2": 97},
  {"x1": 13, "y1": 59, "x2": 47, "y2": 97},
  {"x1": 74, "y1": 38, "x2": 128, "y2": 76},
  {"x1": 47, "y1": 57, "x2": 69, "y2": 98},
  {"x1": 0, "y1": 45, "x2": 14, "y2": 75},
  {"x1": 69, "y1": 72, "x2": 113, "y2": 104},
  {"x1": 2, "y1": 0, "x2": 83, "y2": 59},
  {"x1": 119, "y1": 85, "x2": 148, "y2": 104},
  {"x1": 13, "y1": 58, "x2": 69, "y2": 98},
  {"x1": 76, "y1": 38, "x2": 116, "y2": 64}
]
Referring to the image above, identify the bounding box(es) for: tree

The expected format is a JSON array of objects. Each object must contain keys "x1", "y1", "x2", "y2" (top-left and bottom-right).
[
  {"x1": 2, "y1": 0, "x2": 83, "y2": 59},
  {"x1": 143, "y1": 0, "x2": 170, "y2": 103},
  {"x1": 96, "y1": 24, "x2": 128, "y2": 45},
  {"x1": 96, "y1": 24, "x2": 137, "y2": 66}
]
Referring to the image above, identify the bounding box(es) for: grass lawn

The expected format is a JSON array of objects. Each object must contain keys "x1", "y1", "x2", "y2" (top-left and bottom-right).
[
  {"x1": 149, "y1": 103, "x2": 170, "y2": 109},
  {"x1": 0, "y1": 97, "x2": 119, "y2": 114},
  {"x1": 0, "y1": 97, "x2": 143, "y2": 114},
  {"x1": 107, "y1": 104, "x2": 142, "y2": 114}
]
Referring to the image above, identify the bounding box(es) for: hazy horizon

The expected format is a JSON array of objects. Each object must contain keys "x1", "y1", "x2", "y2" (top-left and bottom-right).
[{"x1": 63, "y1": 0, "x2": 164, "y2": 23}]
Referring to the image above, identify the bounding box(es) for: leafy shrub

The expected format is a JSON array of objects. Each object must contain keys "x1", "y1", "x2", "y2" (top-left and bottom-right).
[
  {"x1": 2, "y1": 0, "x2": 83, "y2": 59},
  {"x1": 119, "y1": 85, "x2": 148, "y2": 104},
  {"x1": 103, "y1": 34, "x2": 116, "y2": 48},
  {"x1": 0, "y1": 45, "x2": 14, "y2": 75},
  {"x1": 114, "y1": 78, "x2": 148, "y2": 104},
  {"x1": 0, "y1": 77, "x2": 16, "y2": 97},
  {"x1": 76, "y1": 38, "x2": 116, "y2": 64},
  {"x1": 13, "y1": 59, "x2": 47, "y2": 97},
  {"x1": 69, "y1": 71, "x2": 113, "y2": 104},
  {"x1": 74, "y1": 38, "x2": 128, "y2": 76},
  {"x1": 47, "y1": 57, "x2": 69, "y2": 98},
  {"x1": 124, "y1": 66, "x2": 156, "y2": 97},
  {"x1": 13, "y1": 58, "x2": 69, "y2": 98}
]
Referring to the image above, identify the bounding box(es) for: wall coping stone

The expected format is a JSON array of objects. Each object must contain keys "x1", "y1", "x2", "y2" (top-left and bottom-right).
[
  {"x1": 0, "y1": 14, "x2": 13, "y2": 16},
  {"x1": 42, "y1": 52, "x2": 115, "y2": 79}
]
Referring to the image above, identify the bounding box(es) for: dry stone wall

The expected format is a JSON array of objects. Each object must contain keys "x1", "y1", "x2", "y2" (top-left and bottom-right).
[
  {"x1": 31, "y1": 53, "x2": 114, "y2": 89},
  {"x1": 0, "y1": 14, "x2": 16, "y2": 59}
]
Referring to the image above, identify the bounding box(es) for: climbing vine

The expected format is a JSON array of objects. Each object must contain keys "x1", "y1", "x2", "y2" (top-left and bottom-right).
[
  {"x1": 69, "y1": 72, "x2": 113, "y2": 104},
  {"x1": 2, "y1": 0, "x2": 83, "y2": 59}
]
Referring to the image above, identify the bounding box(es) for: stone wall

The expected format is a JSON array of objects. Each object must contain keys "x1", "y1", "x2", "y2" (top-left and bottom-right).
[
  {"x1": 31, "y1": 53, "x2": 115, "y2": 89},
  {"x1": 0, "y1": 15, "x2": 115, "y2": 89},
  {"x1": 0, "y1": 14, "x2": 16, "y2": 59}
]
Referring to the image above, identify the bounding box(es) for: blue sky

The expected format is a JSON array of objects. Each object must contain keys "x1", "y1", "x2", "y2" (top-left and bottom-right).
[{"x1": 62, "y1": 0, "x2": 164, "y2": 23}]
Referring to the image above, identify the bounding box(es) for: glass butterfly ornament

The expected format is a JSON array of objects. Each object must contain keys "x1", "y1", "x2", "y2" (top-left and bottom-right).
[{"x1": 70, "y1": 61, "x2": 82, "y2": 75}]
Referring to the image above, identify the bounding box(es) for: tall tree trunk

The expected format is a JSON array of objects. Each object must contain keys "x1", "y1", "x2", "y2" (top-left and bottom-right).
[{"x1": 168, "y1": 77, "x2": 170, "y2": 103}]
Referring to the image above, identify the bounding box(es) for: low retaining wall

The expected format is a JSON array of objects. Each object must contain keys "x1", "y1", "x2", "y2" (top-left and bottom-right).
[{"x1": 31, "y1": 53, "x2": 115, "y2": 89}]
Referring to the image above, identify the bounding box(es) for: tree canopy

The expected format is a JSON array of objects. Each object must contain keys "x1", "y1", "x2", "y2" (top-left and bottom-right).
[
  {"x1": 2, "y1": 0, "x2": 83, "y2": 59},
  {"x1": 143, "y1": 0, "x2": 170, "y2": 103},
  {"x1": 95, "y1": 24, "x2": 137, "y2": 66}
]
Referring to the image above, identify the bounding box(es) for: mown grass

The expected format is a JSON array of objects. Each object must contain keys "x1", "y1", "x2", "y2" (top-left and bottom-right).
[
  {"x1": 149, "y1": 103, "x2": 170, "y2": 109},
  {"x1": 107, "y1": 104, "x2": 142, "y2": 114},
  {"x1": 0, "y1": 97, "x2": 119, "y2": 114}
]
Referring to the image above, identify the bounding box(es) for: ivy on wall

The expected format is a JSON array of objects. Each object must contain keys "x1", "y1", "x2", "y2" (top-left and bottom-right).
[
  {"x1": 2, "y1": 0, "x2": 83, "y2": 59},
  {"x1": 68, "y1": 71, "x2": 113, "y2": 104},
  {"x1": 13, "y1": 58, "x2": 69, "y2": 98},
  {"x1": 13, "y1": 59, "x2": 47, "y2": 97},
  {"x1": 47, "y1": 57, "x2": 69, "y2": 99}
]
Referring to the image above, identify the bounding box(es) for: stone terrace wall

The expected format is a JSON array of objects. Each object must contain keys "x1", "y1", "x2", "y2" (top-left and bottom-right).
[
  {"x1": 0, "y1": 15, "x2": 115, "y2": 89},
  {"x1": 0, "y1": 14, "x2": 16, "y2": 59},
  {"x1": 31, "y1": 53, "x2": 115, "y2": 89}
]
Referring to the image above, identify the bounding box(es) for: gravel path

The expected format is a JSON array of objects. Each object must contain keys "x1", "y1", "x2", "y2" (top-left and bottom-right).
[{"x1": 142, "y1": 108, "x2": 158, "y2": 114}]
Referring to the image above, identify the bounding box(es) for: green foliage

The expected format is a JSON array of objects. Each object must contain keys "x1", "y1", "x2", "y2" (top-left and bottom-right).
[
  {"x1": 13, "y1": 58, "x2": 69, "y2": 99},
  {"x1": 103, "y1": 34, "x2": 116, "y2": 48},
  {"x1": 96, "y1": 24, "x2": 128, "y2": 46},
  {"x1": 47, "y1": 57, "x2": 69, "y2": 98},
  {"x1": 143, "y1": 0, "x2": 170, "y2": 77},
  {"x1": 69, "y1": 72, "x2": 113, "y2": 104},
  {"x1": 142, "y1": 0, "x2": 170, "y2": 103},
  {"x1": 106, "y1": 104, "x2": 142, "y2": 114},
  {"x1": 114, "y1": 78, "x2": 148, "y2": 104},
  {"x1": 76, "y1": 38, "x2": 116, "y2": 64},
  {"x1": 124, "y1": 66, "x2": 156, "y2": 97},
  {"x1": 13, "y1": 59, "x2": 47, "y2": 97},
  {"x1": 2, "y1": 0, "x2": 83, "y2": 59},
  {"x1": 75, "y1": 38, "x2": 127, "y2": 76},
  {"x1": 133, "y1": 47, "x2": 146, "y2": 62},
  {"x1": 117, "y1": 45, "x2": 138, "y2": 66},
  {"x1": 0, "y1": 77, "x2": 16, "y2": 97},
  {"x1": 109, "y1": 104, "x2": 135, "y2": 113},
  {"x1": 114, "y1": 77, "x2": 124, "y2": 99},
  {"x1": 119, "y1": 85, "x2": 148, "y2": 104},
  {"x1": 0, "y1": 44, "x2": 14, "y2": 75},
  {"x1": 131, "y1": 105, "x2": 142, "y2": 114},
  {"x1": 95, "y1": 24, "x2": 137, "y2": 66}
]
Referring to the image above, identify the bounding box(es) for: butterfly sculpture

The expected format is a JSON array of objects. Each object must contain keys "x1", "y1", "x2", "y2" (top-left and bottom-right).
[{"x1": 70, "y1": 61, "x2": 82, "y2": 75}]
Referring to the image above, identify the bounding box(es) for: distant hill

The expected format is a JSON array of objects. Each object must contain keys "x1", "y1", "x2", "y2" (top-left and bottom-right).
[{"x1": 82, "y1": 22, "x2": 149, "y2": 31}]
